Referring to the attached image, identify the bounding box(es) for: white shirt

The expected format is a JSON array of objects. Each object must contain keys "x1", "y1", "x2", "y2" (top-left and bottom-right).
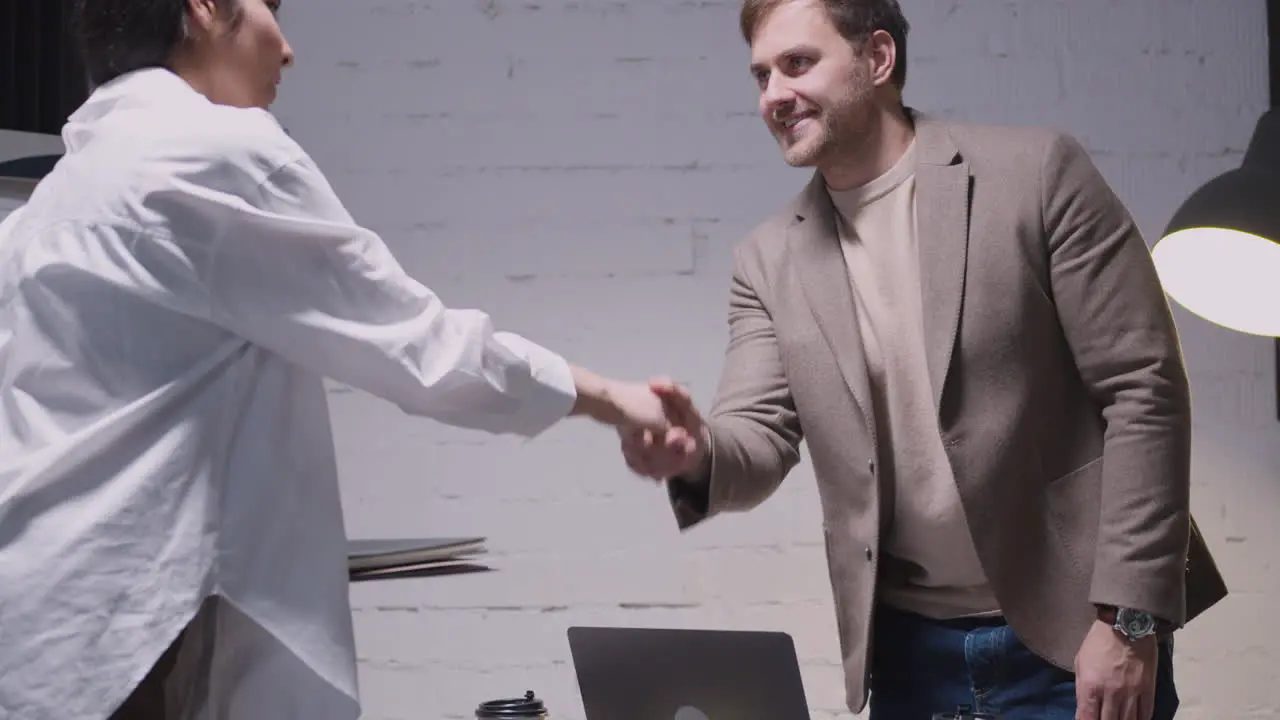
[{"x1": 0, "y1": 68, "x2": 577, "y2": 720}]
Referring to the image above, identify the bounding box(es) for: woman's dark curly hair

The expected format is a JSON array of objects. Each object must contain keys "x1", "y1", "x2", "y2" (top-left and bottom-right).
[{"x1": 72, "y1": 0, "x2": 244, "y2": 87}]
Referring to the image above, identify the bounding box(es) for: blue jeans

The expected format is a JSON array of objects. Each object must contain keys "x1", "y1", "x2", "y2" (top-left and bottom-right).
[{"x1": 868, "y1": 605, "x2": 1179, "y2": 719}]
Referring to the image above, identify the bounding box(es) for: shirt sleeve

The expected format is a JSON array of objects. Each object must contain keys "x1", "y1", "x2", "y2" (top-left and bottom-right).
[{"x1": 182, "y1": 150, "x2": 577, "y2": 438}]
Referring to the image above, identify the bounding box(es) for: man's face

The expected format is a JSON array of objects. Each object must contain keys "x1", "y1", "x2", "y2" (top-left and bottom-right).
[
  {"x1": 749, "y1": 0, "x2": 877, "y2": 169},
  {"x1": 192, "y1": 0, "x2": 294, "y2": 109}
]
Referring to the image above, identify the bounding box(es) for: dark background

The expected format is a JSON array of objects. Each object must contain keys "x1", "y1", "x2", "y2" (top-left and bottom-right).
[
  {"x1": 3, "y1": 0, "x2": 1279, "y2": 133},
  {"x1": 2, "y1": 0, "x2": 88, "y2": 135}
]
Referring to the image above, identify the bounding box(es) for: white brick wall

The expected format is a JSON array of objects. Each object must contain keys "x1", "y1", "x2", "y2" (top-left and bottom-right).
[{"x1": 271, "y1": 1, "x2": 1276, "y2": 717}]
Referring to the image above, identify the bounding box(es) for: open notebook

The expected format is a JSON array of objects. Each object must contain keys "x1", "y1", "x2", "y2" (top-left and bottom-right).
[{"x1": 346, "y1": 537, "x2": 490, "y2": 581}]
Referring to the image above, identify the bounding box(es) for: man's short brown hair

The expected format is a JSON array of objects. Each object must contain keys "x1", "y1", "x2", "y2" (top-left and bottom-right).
[{"x1": 739, "y1": 0, "x2": 910, "y2": 90}]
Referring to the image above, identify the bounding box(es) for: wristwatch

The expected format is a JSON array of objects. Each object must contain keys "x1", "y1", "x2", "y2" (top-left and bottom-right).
[{"x1": 1097, "y1": 605, "x2": 1159, "y2": 641}]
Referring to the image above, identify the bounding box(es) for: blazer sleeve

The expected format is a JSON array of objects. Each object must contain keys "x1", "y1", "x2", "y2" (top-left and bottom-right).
[
  {"x1": 668, "y1": 243, "x2": 804, "y2": 529},
  {"x1": 1039, "y1": 132, "x2": 1193, "y2": 627},
  {"x1": 150, "y1": 149, "x2": 577, "y2": 438}
]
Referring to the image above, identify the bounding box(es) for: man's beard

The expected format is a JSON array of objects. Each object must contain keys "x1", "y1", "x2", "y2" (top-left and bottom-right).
[
  {"x1": 779, "y1": 115, "x2": 835, "y2": 167},
  {"x1": 777, "y1": 78, "x2": 874, "y2": 168}
]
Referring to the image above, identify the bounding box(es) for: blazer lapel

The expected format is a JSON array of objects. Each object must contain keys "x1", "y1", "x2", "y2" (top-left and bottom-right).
[
  {"x1": 912, "y1": 112, "x2": 972, "y2": 411},
  {"x1": 785, "y1": 111, "x2": 972, "y2": 429},
  {"x1": 788, "y1": 173, "x2": 876, "y2": 434}
]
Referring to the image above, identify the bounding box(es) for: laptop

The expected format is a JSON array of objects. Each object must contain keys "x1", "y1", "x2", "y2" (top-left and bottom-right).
[{"x1": 566, "y1": 626, "x2": 811, "y2": 720}]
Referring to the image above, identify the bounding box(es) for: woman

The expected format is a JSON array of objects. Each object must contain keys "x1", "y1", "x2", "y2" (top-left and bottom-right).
[{"x1": 0, "y1": 0, "x2": 674, "y2": 718}]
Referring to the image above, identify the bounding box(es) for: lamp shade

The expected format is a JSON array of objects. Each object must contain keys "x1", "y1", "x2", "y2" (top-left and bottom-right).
[
  {"x1": 0, "y1": 128, "x2": 66, "y2": 223},
  {"x1": 0, "y1": 156, "x2": 57, "y2": 225},
  {"x1": 1151, "y1": 110, "x2": 1280, "y2": 337},
  {"x1": 0, "y1": 155, "x2": 59, "y2": 181},
  {"x1": 0, "y1": 176, "x2": 39, "y2": 219}
]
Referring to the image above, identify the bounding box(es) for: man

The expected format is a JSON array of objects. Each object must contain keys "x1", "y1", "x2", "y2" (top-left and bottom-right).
[
  {"x1": 620, "y1": 1, "x2": 1228, "y2": 718},
  {"x1": 0, "y1": 1, "x2": 674, "y2": 719}
]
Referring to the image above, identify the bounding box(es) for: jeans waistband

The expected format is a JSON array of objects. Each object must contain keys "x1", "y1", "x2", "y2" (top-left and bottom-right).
[{"x1": 877, "y1": 604, "x2": 1007, "y2": 632}]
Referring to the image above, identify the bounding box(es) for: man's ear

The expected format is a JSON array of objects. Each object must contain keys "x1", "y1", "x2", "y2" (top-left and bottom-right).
[{"x1": 865, "y1": 29, "x2": 897, "y2": 87}]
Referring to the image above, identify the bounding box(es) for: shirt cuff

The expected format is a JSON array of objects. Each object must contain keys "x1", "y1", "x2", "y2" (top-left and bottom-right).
[{"x1": 493, "y1": 331, "x2": 577, "y2": 437}]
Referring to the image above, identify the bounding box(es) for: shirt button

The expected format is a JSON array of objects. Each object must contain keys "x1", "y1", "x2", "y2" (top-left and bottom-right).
[
  {"x1": 865, "y1": 547, "x2": 874, "y2": 561},
  {"x1": 868, "y1": 460, "x2": 875, "y2": 474}
]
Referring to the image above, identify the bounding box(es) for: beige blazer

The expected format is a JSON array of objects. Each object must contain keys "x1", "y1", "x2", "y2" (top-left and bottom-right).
[{"x1": 667, "y1": 110, "x2": 1227, "y2": 713}]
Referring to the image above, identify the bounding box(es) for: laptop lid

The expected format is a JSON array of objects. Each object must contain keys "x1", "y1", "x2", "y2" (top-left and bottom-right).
[{"x1": 566, "y1": 626, "x2": 811, "y2": 720}]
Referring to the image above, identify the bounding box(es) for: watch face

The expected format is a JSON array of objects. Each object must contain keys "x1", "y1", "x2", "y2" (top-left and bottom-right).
[{"x1": 1118, "y1": 608, "x2": 1156, "y2": 637}]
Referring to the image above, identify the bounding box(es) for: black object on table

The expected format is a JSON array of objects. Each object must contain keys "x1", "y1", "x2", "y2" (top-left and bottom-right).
[
  {"x1": 566, "y1": 626, "x2": 810, "y2": 719},
  {"x1": 475, "y1": 690, "x2": 549, "y2": 718}
]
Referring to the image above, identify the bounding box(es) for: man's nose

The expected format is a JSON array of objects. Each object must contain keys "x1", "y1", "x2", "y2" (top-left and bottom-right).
[{"x1": 761, "y1": 76, "x2": 795, "y2": 112}]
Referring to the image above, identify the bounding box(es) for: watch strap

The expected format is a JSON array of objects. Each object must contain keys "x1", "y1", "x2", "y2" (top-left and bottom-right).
[{"x1": 1096, "y1": 605, "x2": 1171, "y2": 637}]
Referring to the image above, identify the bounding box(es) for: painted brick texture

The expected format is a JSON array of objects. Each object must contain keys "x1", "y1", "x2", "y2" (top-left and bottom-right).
[{"x1": 271, "y1": 1, "x2": 1276, "y2": 717}]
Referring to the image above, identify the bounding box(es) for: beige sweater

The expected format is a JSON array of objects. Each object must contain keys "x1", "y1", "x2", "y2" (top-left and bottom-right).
[{"x1": 828, "y1": 141, "x2": 1000, "y2": 619}]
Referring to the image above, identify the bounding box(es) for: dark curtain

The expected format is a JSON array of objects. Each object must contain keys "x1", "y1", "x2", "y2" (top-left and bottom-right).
[
  {"x1": 1269, "y1": 0, "x2": 1280, "y2": 419},
  {"x1": 1271, "y1": 0, "x2": 1279, "y2": 106},
  {"x1": 0, "y1": 0, "x2": 88, "y2": 136}
]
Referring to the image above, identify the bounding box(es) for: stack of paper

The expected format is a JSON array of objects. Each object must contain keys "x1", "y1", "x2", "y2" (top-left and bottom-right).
[{"x1": 346, "y1": 537, "x2": 490, "y2": 582}]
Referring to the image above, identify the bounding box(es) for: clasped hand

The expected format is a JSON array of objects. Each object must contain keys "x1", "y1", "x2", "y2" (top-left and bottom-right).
[{"x1": 614, "y1": 378, "x2": 707, "y2": 480}]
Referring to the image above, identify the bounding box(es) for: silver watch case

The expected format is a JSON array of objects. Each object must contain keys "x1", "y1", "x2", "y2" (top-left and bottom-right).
[{"x1": 1114, "y1": 607, "x2": 1157, "y2": 641}]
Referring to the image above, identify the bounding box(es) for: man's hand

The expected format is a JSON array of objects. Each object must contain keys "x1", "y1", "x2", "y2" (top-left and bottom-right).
[
  {"x1": 618, "y1": 377, "x2": 709, "y2": 480},
  {"x1": 606, "y1": 379, "x2": 673, "y2": 434},
  {"x1": 1074, "y1": 619, "x2": 1159, "y2": 720}
]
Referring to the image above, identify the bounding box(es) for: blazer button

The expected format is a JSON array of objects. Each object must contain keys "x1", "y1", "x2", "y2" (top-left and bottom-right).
[
  {"x1": 868, "y1": 460, "x2": 875, "y2": 474},
  {"x1": 865, "y1": 547, "x2": 873, "y2": 561}
]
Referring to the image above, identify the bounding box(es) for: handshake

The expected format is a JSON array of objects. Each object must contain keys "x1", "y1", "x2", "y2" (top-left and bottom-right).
[{"x1": 575, "y1": 370, "x2": 710, "y2": 483}]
